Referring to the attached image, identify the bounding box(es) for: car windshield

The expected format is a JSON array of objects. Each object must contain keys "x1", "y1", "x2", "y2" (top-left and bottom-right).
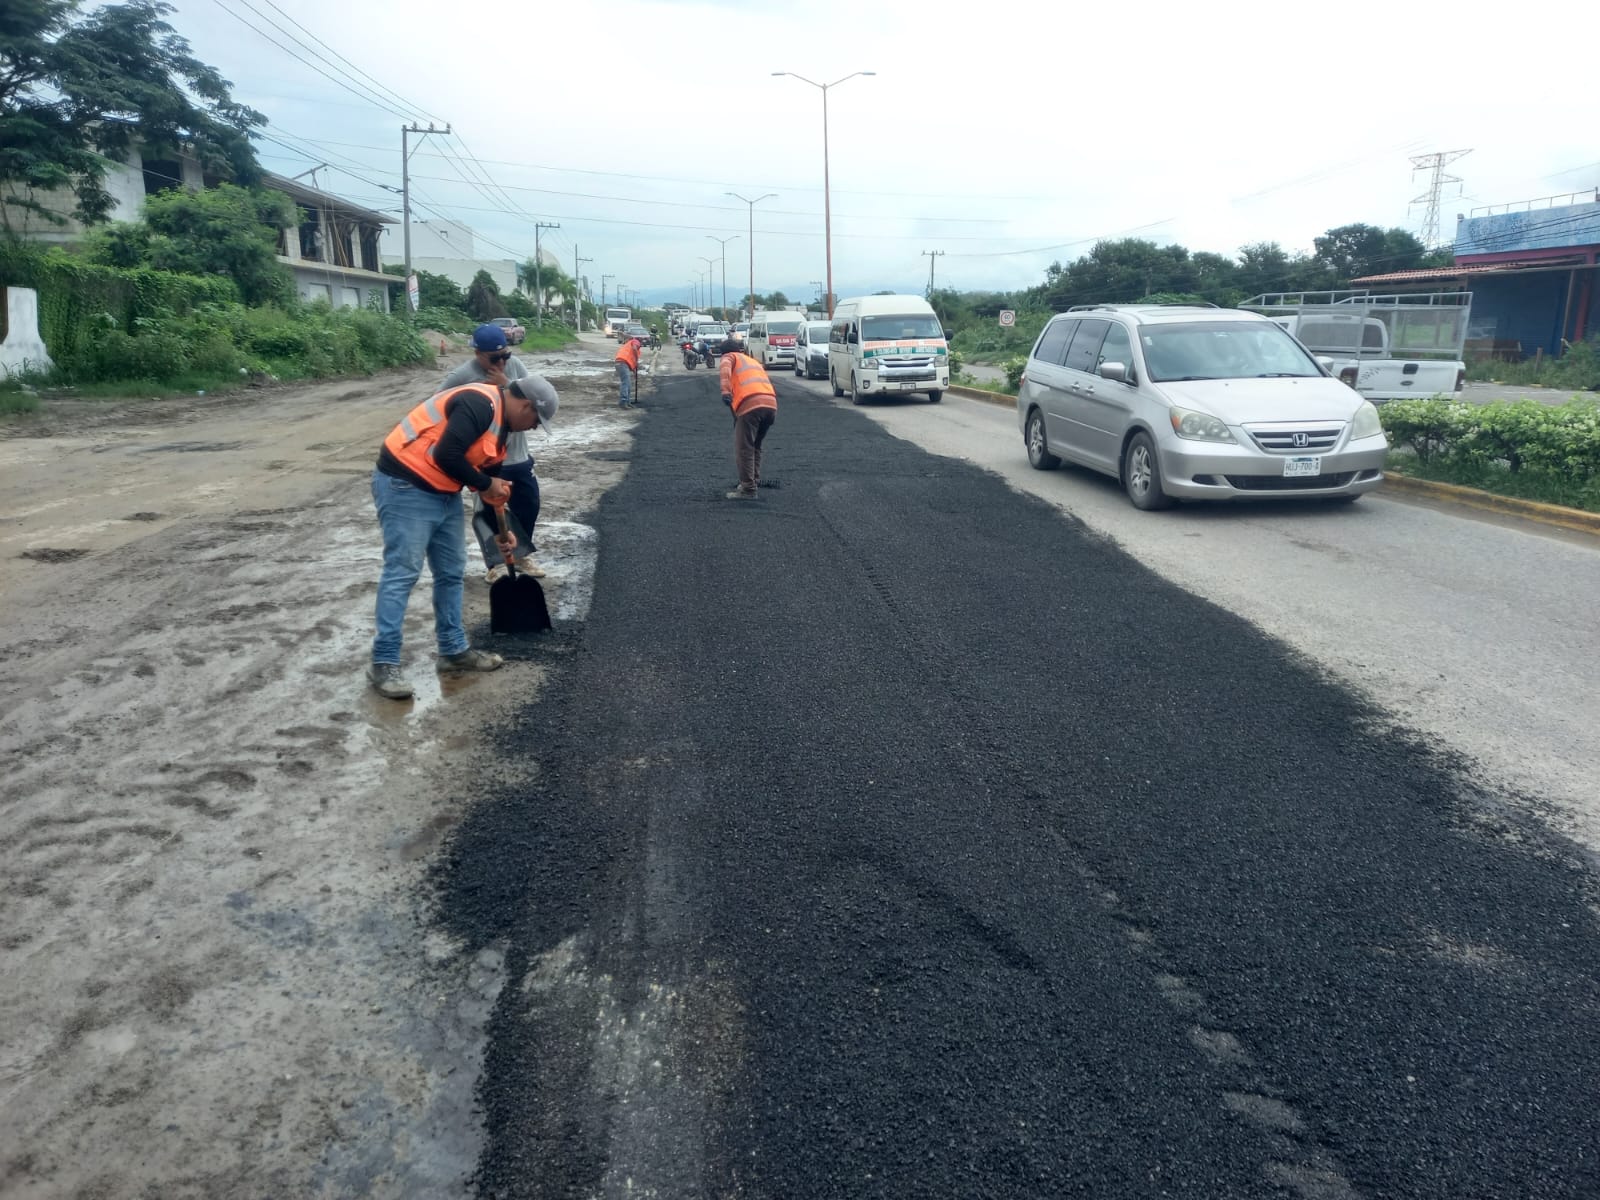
[
  {"x1": 806, "y1": 322, "x2": 831, "y2": 342},
  {"x1": 862, "y1": 314, "x2": 942, "y2": 341},
  {"x1": 697, "y1": 324, "x2": 728, "y2": 338},
  {"x1": 1139, "y1": 321, "x2": 1321, "y2": 382},
  {"x1": 734, "y1": 324, "x2": 751, "y2": 333},
  {"x1": 492, "y1": 319, "x2": 515, "y2": 327}
]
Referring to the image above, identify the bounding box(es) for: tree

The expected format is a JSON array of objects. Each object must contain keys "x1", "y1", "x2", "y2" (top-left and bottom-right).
[
  {"x1": 1312, "y1": 224, "x2": 1435, "y2": 286},
  {"x1": 465, "y1": 268, "x2": 506, "y2": 321},
  {"x1": 517, "y1": 257, "x2": 576, "y2": 321},
  {"x1": 381, "y1": 264, "x2": 465, "y2": 311},
  {"x1": 1, "y1": 0, "x2": 264, "y2": 230},
  {"x1": 86, "y1": 182, "x2": 294, "y2": 304}
]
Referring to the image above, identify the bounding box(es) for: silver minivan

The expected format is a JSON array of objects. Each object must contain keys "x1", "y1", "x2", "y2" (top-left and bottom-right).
[{"x1": 1016, "y1": 305, "x2": 1389, "y2": 509}]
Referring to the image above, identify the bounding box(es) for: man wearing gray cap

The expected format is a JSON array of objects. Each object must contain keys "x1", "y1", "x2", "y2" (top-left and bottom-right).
[{"x1": 440, "y1": 324, "x2": 558, "y2": 580}]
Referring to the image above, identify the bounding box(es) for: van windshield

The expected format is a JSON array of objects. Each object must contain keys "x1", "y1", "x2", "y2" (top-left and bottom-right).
[
  {"x1": 862, "y1": 314, "x2": 942, "y2": 341},
  {"x1": 1140, "y1": 322, "x2": 1322, "y2": 382}
]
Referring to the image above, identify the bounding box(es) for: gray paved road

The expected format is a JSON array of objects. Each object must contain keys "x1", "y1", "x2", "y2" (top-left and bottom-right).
[
  {"x1": 437, "y1": 360, "x2": 1600, "y2": 1198},
  {"x1": 799, "y1": 376, "x2": 1600, "y2": 851}
]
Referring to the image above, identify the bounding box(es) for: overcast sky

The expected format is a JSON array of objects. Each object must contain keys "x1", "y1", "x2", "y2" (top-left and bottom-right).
[{"x1": 165, "y1": 0, "x2": 1600, "y2": 304}]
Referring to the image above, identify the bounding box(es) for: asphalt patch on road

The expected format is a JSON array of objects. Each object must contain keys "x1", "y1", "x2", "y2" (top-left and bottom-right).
[
  {"x1": 435, "y1": 370, "x2": 1600, "y2": 1198},
  {"x1": 20, "y1": 547, "x2": 89, "y2": 562}
]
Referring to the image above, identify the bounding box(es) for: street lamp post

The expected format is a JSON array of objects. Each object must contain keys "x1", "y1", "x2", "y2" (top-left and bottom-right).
[
  {"x1": 724, "y1": 192, "x2": 776, "y2": 320},
  {"x1": 707, "y1": 234, "x2": 740, "y2": 321},
  {"x1": 697, "y1": 256, "x2": 719, "y2": 318},
  {"x1": 772, "y1": 70, "x2": 874, "y2": 318}
]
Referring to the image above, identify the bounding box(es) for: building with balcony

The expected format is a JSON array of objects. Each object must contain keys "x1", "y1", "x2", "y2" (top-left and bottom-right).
[{"x1": 1353, "y1": 190, "x2": 1599, "y2": 360}]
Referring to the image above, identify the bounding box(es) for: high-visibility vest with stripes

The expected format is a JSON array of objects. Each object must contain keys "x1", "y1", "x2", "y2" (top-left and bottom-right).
[
  {"x1": 381, "y1": 383, "x2": 505, "y2": 492},
  {"x1": 724, "y1": 353, "x2": 777, "y2": 415},
  {"x1": 616, "y1": 341, "x2": 641, "y2": 370}
]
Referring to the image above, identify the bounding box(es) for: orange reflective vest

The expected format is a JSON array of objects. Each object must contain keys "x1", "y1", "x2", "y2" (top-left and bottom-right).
[
  {"x1": 615, "y1": 341, "x2": 641, "y2": 371},
  {"x1": 381, "y1": 383, "x2": 505, "y2": 492},
  {"x1": 721, "y1": 352, "x2": 777, "y2": 415}
]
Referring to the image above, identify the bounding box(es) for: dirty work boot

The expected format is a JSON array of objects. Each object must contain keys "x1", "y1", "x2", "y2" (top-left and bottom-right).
[
  {"x1": 367, "y1": 662, "x2": 414, "y2": 700},
  {"x1": 725, "y1": 488, "x2": 757, "y2": 500},
  {"x1": 514, "y1": 556, "x2": 546, "y2": 578},
  {"x1": 485, "y1": 563, "x2": 508, "y2": 585},
  {"x1": 438, "y1": 647, "x2": 504, "y2": 673}
]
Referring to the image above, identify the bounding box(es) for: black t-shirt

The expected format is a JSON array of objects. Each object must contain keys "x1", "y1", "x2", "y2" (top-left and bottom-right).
[{"x1": 376, "y1": 387, "x2": 503, "y2": 493}]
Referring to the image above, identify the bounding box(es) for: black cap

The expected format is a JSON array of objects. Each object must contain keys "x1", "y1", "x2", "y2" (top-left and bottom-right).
[{"x1": 719, "y1": 338, "x2": 741, "y2": 355}]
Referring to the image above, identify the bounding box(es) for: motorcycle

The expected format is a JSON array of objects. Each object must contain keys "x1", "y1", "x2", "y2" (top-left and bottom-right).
[{"x1": 682, "y1": 341, "x2": 701, "y2": 369}]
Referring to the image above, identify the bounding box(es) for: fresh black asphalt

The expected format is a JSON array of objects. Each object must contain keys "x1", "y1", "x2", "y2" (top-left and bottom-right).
[{"x1": 436, "y1": 368, "x2": 1600, "y2": 1198}]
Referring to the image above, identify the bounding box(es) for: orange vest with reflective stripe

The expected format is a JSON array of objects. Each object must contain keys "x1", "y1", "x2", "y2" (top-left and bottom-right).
[
  {"x1": 616, "y1": 341, "x2": 641, "y2": 370},
  {"x1": 723, "y1": 352, "x2": 777, "y2": 415},
  {"x1": 381, "y1": 383, "x2": 505, "y2": 492}
]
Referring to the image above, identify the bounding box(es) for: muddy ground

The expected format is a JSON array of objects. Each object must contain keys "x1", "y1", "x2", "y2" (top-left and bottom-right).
[{"x1": 0, "y1": 334, "x2": 654, "y2": 1198}]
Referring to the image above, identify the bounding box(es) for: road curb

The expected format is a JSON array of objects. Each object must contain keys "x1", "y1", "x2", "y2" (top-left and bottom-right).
[
  {"x1": 1382, "y1": 473, "x2": 1600, "y2": 537},
  {"x1": 948, "y1": 383, "x2": 1015, "y2": 409}
]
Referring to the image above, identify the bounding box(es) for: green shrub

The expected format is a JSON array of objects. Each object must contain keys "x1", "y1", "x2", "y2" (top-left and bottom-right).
[
  {"x1": 1381, "y1": 397, "x2": 1600, "y2": 478},
  {"x1": 1004, "y1": 356, "x2": 1029, "y2": 389}
]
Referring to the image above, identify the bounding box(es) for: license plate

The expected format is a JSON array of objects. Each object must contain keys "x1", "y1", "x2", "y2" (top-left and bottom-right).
[{"x1": 1283, "y1": 456, "x2": 1322, "y2": 478}]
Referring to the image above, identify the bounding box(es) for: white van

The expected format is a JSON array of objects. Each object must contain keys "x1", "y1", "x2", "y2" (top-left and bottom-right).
[
  {"x1": 827, "y1": 295, "x2": 950, "y2": 404},
  {"x1": 604, "y1": 307, "x2": 631, "y2": 336},
  {"x1": 746, "y1": 312, "x2": 806, "y2": 368}
]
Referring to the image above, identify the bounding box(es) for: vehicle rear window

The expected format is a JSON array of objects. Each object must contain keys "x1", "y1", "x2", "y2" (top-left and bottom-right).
[
  {"x1": 764, "y1": 319, "x2": 802, "y2": 334},
  {"x1": 1032, "y1": 319, "x2": 1075, "y2": 365}
]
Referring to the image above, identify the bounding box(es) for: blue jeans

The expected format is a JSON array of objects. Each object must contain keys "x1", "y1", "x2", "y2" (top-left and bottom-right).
[
  {"x1": 616, "y1": 361, "x2": 633, "y2": 406},
  {"x1": 470, "y1": 458, "x2": 541, "y2": 568},
  {"x1": 370, "y1": 470, "x2": 468, "y2": 664}
]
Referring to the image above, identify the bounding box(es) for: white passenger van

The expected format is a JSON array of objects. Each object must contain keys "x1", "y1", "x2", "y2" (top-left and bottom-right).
[
  {"x1": 828, "y1": 295, "x2": 950, "y2": 404},
  {"x1": 745, "y1": 312, "x2": 806, "y2": 368}
]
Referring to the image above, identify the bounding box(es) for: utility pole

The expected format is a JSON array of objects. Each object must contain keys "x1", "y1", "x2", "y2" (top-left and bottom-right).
[
  {"x1": 811, "y1": 280, "x2": 825, "y2": 314},
  {"x1": 574, "y1": 247, "x2": 592, "y2": 331},
  {"x1": 922, "y1": 249, "x2": 945, "y2": 298},
  {"x1": 401, "y1": 123, "x2": 450, "y2": 319},
  {"x1": 601, "y1": 274, "x2": 614, "y2": 309},
  {"x1": 532, "y1": 221, "x2": 560, "y2": 329},
  {"x1": 1409, "y1": 149, "x2": 1472, "y2": 249}
]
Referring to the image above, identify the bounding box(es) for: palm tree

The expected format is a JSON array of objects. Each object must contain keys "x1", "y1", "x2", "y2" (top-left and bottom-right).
[{"x1": 517, "y1": 258, "x2": 578, "y2": 324}]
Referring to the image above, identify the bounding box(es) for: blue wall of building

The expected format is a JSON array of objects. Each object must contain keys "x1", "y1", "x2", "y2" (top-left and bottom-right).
[
  {"x1": 1471, "y1": 272, "x2": 1569, "y2": 356},
  {"x1": 1456, "y1": 201, "x2": 1600, "y2": 256}
]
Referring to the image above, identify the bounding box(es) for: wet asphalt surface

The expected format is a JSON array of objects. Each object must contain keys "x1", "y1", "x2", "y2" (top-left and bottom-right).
[{"x1": 436, "y1": 368, "x2": 1600, "y2": 1198}]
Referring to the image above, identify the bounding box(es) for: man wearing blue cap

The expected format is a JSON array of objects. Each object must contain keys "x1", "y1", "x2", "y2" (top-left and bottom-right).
[{"x1": 440, "y1": 324, "x2": 551, "y2": 581}]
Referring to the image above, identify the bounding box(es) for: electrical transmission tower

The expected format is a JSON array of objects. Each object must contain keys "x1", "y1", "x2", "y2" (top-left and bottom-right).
[{"x1": 1409, "y1": 149, "x2": 1471, "y2": 248}]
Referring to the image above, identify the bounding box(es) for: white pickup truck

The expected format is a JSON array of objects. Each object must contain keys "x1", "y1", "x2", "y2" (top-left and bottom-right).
[{"x1": 1243, "y1": 291, "x2": 1471, "y2": 401}]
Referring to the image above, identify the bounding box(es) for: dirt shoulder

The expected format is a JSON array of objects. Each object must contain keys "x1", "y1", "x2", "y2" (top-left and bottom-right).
[{"x1": 0, "y1": 335, "x2": 631, "y2": 1198}]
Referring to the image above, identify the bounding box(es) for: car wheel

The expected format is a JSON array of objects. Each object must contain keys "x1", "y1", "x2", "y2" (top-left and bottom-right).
[
  {"x1": 794, "y1": 359, "x2": 802, "y2": 376},
  {"x1": 927, "y1": 390, "x2": 943, "y2": 404},
  {"x1": 1123, "y1": 431, "x2": 1173, "y2": 510},
  {"x1": 1026, "y1": 409, "x2": 1060, "y2": 470},
  {"x1": 832, "y1": 370, "x2": 844, "y2": 398},
  {"x1": 850, "y1": 371, "x2": 864, "y2": 406}
]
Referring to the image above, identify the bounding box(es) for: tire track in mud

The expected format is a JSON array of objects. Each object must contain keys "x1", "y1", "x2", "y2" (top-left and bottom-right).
[{"x1": 437, "y1": 368, "x2": 1600, "y2": 1198}]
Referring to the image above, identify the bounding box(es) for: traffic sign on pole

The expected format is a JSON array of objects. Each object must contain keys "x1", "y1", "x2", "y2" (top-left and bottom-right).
[{"x1": 998, "y1": 310, "x2": 1016, "y2": 327}]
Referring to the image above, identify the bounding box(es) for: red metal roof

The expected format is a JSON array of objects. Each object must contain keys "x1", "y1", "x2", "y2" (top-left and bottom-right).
[{"x1": 1352, "y1": 259, "x2": 1589, "y2": 285}]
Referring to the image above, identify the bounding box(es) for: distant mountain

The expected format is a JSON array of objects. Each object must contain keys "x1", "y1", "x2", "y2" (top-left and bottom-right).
[{"x1": 632, "y1": 282, "x2": 930, "y2": 309}]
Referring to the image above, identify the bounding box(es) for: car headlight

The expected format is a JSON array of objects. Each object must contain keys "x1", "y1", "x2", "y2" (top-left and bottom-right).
[
  {"x1": 1169, "y1": 405, "x2": 1235, "y2": 442},
  {"x1": 1349, "y1": 400, "x2": 1382, "y2": 440}
]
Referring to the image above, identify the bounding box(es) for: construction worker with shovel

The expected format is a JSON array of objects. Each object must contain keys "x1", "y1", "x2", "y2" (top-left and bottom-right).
[
  {"x1": 615, "y1": 336, "x2": 644, "y2": 409},
  {"x1": 367, "y1": 376, "x2": 543, "y2": 700},
  {"x1": 719, "y1": 337, "x2": 777, "y2": 500}
]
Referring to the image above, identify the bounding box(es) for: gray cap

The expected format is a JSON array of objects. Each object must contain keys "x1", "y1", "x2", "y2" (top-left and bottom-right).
[{"x1": 510, "y1": 375, "x2": 558, "y2": 430}]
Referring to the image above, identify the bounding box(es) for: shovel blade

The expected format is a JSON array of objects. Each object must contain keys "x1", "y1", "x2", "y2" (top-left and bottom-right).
[{"x1": 490, "y1": 574, "x2": 552, "y2": 633}]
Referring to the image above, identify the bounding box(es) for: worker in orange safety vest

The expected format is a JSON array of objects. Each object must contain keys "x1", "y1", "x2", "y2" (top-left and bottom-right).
[
  {"x1": 615, "y1": 337, "x2": 643, "y2": 409},
  {"x1": 718, "y1": 338, "x2": 778, "y2": 499},
  {"x1": 367, "y1": 378, "x2": 542, "y2": 699}
]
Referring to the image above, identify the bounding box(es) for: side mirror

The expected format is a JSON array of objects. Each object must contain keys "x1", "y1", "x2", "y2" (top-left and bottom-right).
[
  {"x1": 847, "y1": 330, "x2": 858, "y2": 344},
  {"x1": 1098, "y1": 361, "x2": 1128, "y2": 383},
  {"x1": 1315, "y1": 355, "x2": 1334, "y2": 372},
  {"x1": 942, "y1": 329, "x2": 953, "y2": 341}
]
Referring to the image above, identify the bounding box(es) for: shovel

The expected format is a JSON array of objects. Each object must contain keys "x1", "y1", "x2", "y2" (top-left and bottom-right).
[{"x1": 489, "y1": 507, "x2": 551, "y2": 634}]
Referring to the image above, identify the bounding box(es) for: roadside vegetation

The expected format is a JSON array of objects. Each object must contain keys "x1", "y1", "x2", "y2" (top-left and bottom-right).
[
  {"x1": 1381, "y1": 396, "x2": 1600, "y2": 512},
  {"x1": 1464, "y1": 336, "x2": 1600, "y2": 391}
]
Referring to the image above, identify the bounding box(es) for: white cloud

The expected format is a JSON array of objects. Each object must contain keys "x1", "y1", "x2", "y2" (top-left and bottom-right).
[{"x1": 168, "y1": 0, "x2": 1600, "y2": 300}]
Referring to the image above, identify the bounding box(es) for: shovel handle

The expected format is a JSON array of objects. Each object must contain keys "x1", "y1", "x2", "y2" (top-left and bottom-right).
[{"x1": 493, "y1": 505, "x2": 516, "y2": 572}]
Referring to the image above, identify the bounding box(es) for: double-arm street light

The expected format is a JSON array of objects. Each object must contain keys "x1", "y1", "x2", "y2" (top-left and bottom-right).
[
  {"x1": 706, "y1": 234, "x2": 740, "y2": 320},
  {"x1": 724, "y1": 192, "x2": 776, "y2": 320},
  {"x1": 771, "y1": 70, "x2": 874, "y2": 318}
]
